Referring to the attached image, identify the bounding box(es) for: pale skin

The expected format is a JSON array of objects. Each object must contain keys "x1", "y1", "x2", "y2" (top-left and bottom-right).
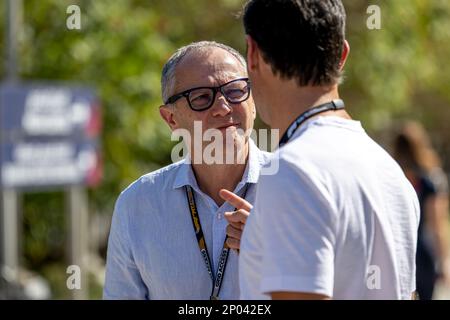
[
  {"x1": 159, "y1": 47, "x2": 256, "y2": 206},
  {"x1": 220, "y1": 35, "x2": 351, "y2": 300}
]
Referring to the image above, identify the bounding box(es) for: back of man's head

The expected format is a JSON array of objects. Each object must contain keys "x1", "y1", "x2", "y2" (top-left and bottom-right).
[{"x1": 243, "y1": 0, "x2": 346, "y2": 86}]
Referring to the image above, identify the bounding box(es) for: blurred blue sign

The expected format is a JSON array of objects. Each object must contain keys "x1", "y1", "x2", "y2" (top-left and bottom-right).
[{"x1": 0, "y1": 83, "x2": 102, "y2": 189}]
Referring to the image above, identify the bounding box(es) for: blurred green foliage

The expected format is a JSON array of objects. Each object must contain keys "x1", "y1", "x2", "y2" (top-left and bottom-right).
[
  {"x1": 342, "y1": 0, "x2": 450, "y2": 163},
  {"x1": 0, "y1": 0, "x2": 449, "y2": 298}
]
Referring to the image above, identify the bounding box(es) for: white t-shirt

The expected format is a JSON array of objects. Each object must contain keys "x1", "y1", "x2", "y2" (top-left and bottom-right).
[{"x1": 239, "y1": 116, "x2": 420, "y2": 300}]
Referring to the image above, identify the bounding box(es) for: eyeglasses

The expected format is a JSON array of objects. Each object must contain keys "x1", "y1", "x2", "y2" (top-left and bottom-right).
[{"x1": 165, "y1": 78, "x2": 251, "y2": 111}]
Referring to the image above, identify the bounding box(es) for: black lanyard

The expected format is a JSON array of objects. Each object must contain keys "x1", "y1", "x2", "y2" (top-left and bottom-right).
[
  {"x1": 185, "y1": 184, "x2": 249, "y2": 300},
  {"x1": 278, "y1": 99, "x2": 345, "y2": 148}
]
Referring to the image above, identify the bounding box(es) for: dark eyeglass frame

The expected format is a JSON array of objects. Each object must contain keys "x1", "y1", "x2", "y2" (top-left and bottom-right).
[{"x1": 164, "y1": 77, "x2": 251, "y2": 112}]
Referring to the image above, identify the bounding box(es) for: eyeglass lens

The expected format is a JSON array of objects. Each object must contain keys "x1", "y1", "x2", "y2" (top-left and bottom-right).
[{"x1": 188, "y1": 80, "x2": 249, "y2": 110}]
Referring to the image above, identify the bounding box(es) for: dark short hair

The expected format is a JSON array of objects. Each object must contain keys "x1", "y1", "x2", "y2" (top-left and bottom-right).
[{"x1": 243, "y1": 0, "x2": 346, "y2": 86}]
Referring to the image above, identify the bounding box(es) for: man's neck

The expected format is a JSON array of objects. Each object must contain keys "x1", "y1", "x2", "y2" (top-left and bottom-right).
[
  {"x1": 264, "y1": 80, "x2": 351, "y2": 137},
  {"x1": 191, "y1": 143, "x2": 249, "y2": 206}
]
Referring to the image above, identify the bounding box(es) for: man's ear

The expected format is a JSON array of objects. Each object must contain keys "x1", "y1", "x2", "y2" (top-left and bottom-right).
[
  {"x1": 246, "y1": 35, "x2": 259, "y2": 72},
  {"x1": 339, "y1": 40, "x2": 350, "y2": 70},
  {"x1": 159, "y1": 104, "x2": 178, "y2": 131}
]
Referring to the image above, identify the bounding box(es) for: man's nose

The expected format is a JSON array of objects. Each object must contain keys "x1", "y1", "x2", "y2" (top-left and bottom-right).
[{"x1": 210, "y1": 92, "x2": 232, "y2": 117}]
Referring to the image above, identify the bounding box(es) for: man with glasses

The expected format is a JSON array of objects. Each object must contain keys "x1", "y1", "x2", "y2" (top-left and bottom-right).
[
  {"x1": 103, "y1": 41, "x2": 270, "y2": 299},
  {"x1": 221, "y1": 0, "x2": 420, "y2": 299}
]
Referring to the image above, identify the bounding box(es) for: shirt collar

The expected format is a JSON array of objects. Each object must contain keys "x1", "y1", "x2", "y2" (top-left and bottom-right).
[
  {"x1": 172, "y1": 158, "x2": 199, "y2": 190},
  {"x1": 172, "y1": 138, "x2": 263, "y2": 190}
]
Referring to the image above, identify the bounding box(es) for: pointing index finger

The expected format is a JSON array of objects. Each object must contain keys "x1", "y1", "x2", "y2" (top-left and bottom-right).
[{"x1": 219, "y1": 189, "x2": 253, "y2": 211}]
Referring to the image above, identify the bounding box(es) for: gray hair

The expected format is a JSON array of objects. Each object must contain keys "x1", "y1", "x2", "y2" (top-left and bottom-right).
[{"x1": 161, "y1": 41, "x2": 247, "y2": 103}]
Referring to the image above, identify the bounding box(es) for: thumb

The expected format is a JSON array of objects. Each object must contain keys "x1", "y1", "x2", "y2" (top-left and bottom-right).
[{"x1": 225, "y1": 208, "x2": 250, "y2": 225}]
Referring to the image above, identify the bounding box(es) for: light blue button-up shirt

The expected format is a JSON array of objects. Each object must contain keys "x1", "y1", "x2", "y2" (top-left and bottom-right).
[{"x1": 103, "y1": 140, "x2": 271, "y2": 299}]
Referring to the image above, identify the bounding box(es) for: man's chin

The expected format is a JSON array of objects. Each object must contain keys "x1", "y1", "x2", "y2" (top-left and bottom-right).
[
  {"x1": 207, "y1": 139, "x2": 247, "y2": 165},
  {"x1": 216, "y1": 125, "x2": 239, "y2": 133}
]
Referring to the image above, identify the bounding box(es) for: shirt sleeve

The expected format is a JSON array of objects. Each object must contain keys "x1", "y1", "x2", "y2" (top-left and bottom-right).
[
  {"x1": 256, "y1": 159, "x2": 337, "y2": 298},
  {"x1": 103, "y1": 192, "x2": 149, "y2": 299}
]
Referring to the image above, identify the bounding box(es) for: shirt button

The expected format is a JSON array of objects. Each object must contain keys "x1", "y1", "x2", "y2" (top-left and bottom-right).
[{"x1": 217, "y1": 213, "x2": 222, "y2": 220}]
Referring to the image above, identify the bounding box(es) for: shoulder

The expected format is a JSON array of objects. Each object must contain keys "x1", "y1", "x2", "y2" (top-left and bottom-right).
[
  {"x1": 258, "y1": 152, "x2": 332, "y2": 208},
  {"x1": 117, "y1": 159, "x2": 186, "y2": 205},
  {"x1": 256, "y1": 137, "x2": 324, "y2": 192},
  {"x1": 273, "y1": 144, "x2": 328, "y2": 184}
]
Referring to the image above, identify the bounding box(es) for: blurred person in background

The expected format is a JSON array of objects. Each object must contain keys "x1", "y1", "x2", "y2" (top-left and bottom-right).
[
  {"x1": 103, "y1": 41, "x2": 270, "y2": 299},
  {"x1": 393, "y1": 121, "x2": 450, "y2": 300}
]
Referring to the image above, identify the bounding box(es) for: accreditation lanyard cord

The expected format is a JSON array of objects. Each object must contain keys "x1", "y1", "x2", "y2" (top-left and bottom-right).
[
  {"x1": 278, "y1": 99, "x2": 345, "y2": 148},
  {"x1": 185, "y1": 183, "x2": 249, "y2": 300}
]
